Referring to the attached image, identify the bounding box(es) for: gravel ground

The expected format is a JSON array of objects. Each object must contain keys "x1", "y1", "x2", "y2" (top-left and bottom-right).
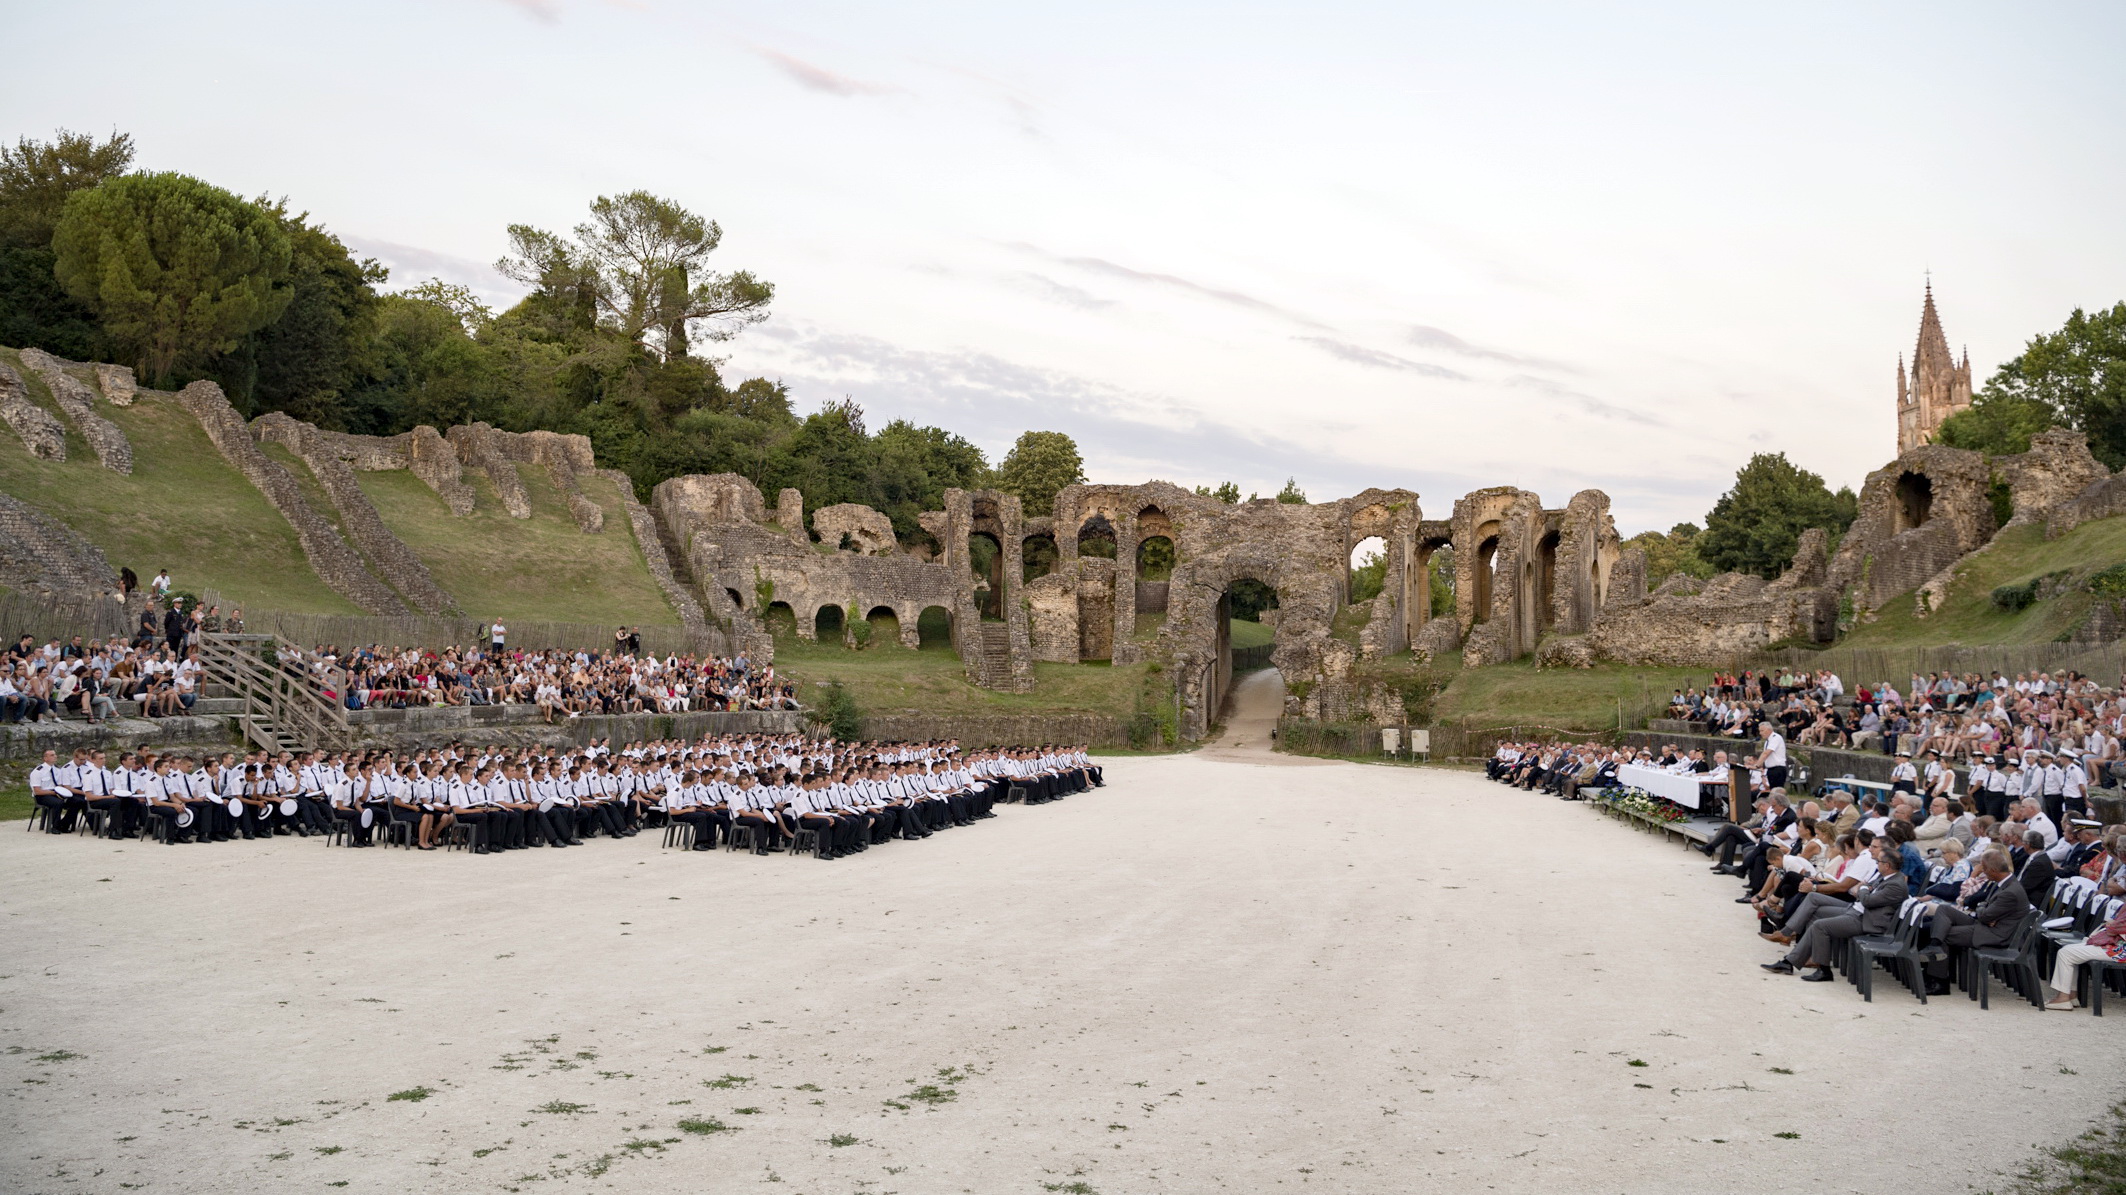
[{"x1": 3, "y1": 722, "x2": 2120, "y2": 1195}]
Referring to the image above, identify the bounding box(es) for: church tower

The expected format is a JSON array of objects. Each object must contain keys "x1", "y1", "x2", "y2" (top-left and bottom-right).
[{"x1": 1896, "y1": 281, "x2": 1973, "y2": 454}]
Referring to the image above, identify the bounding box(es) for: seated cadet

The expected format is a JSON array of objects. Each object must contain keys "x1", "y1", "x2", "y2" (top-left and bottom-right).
[
  {"x1": 730, "y1": 772, "x2": 783, "y2": 849},
  {"x1": 30, "y1": 747, "x2": 85, "y2": 834},
  {"x1": 81, "y1": 748, "x2": 137, "y2": 838}
]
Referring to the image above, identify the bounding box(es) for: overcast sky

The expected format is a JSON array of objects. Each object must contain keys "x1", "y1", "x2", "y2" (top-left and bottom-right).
[{"x1": 8, "y1": 1, "x2": 2123, "y2": 533}]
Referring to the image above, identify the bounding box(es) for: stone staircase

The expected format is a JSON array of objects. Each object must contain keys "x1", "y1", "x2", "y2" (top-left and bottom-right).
[{"x1": 969, "y1": 621, "x2": 1017, "y2": 689}]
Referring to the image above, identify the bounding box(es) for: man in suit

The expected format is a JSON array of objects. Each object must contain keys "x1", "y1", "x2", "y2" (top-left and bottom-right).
[
  {"x1": 1764, "y1": 837, "x2": 1909, "y2": 982},
  {"x1": 1923, "y1": 850, "x2": 2030, "y2": 994},
  {"x1": 2015, "y1": 831, "x2": 2057, "y2": 902}
]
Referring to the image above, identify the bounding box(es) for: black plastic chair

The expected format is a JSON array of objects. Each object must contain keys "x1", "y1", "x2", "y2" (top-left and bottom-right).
[
  {"x1": 662, "y1": 820, "x2": 695, "y2": 850},
  {"x1": 1850, "y1": 901, "x2": 1943, "y2": 1003},
  {"x1": 1964, "y1": 909, "x2": 2044, "y2": 1011}
]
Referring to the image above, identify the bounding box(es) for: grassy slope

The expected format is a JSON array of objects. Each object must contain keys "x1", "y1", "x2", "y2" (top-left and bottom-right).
[
  {"x1": 0, "y1": 349, "x2": 363, "y2": 614},
  {"x1": 1229, "y1": 617, "x2": 1274, "y2": 648},
  {"x1": 1428, "y1": 658, "x2": 1705, "y2": 732},
  {"x1": 770, "y1": 627, "x2": 1148, "y2": 718},
  {"x1": 1842, "y1": 517, "x2": 2126, "y2": 647},
  {"x1": 357, "y1": 466, "x2": 678, "y2": 625}
]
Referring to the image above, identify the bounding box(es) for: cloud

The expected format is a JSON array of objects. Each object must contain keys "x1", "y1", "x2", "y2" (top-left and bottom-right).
[
  {"x1": 1005, "y1": 244, "x2": 1330, "y2": 331},
  {"x1": 494, "y1": 0, "x2": 560, "y2": 21},
  {"x1": 734, "y1": 324, "x2": 1450, "y2": 502},
  {"x1": 1504, "y1": 374, "x2": 1662, "y2": 426},
  {"x1": 1407, "y1": 324, "x2": 1571, "y2": 372},
  {"x1": 756, "y1": 48, "x2": 898, "y2": 97},
  {"x1": 342, "y1": 234, "x2": 524, "y2": 307},
  {"x1": 1008, "y1": 272, "x2": 1115, "y2": 311},
  {"x1": 1293, "y1": 336, "x2": 1468, "y2": 380}
]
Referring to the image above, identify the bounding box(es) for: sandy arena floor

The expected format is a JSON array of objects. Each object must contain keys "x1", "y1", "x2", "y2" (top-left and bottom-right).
[{"x1": 4, "y1": 689, "x2": 2122, "y2": 1194}]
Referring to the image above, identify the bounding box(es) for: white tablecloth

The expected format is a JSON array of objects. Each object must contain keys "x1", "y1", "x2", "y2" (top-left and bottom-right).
[{"x1": 1617, "y1": 763, "x2": 1718, "y2": 810}]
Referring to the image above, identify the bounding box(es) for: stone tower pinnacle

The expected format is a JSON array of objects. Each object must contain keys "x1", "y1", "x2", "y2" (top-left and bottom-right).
[{"x1": 1896, "y1": 282, "x2": 1974, "y2": 454}]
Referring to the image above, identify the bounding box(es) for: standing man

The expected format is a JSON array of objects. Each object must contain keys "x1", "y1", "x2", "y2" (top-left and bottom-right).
[
  {"x1": 489, "y1": 620, "x2": 506, "y2": 653},
  {"x1": 1758, "y1": 721, "x2": 1789, "y2": 794}
]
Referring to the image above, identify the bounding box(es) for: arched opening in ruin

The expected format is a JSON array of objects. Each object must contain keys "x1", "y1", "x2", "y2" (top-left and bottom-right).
[
  {"x1": 1077, "y1": 514, "x2": 1117, "y2": 558},
  {"x1": 764, "y1": 600, "x2": 796, "y2": 638},
  {"x1": 1519, "y1": 559, "x2": 1539, "y2": 648},
  {"x1": 1420, "y1": 541, "x2": 1455, "y2": 621},
  {"x1": 1135, "y1": 534, "x2": 1175, "y2": 625},
  {"x1": 814, "y1": 603, "x2": 844, "y2": 639},
  {"x1": 1213, "y1": 576, "x2": 1281, "y2": 728},
  {"x1": 1590, "y1": 559, "x2": 1604, "y2": 608},
  {"x1": 1023, "y1": 533, "x2": 1058, "y2": 583},
  {"x1": 1895, "y1": 470, "x2": 1933, "y2": 532},
  {"x1": 724, "y1": 587, "x2": 744, "y2": 612},
  {"x1": 1535, "y1": 530, "x2": 1560, "y2": 633},
  {"x1": 1473, "y1": 524, "x2": 1501, "y2": 624},
  {"x1": 1349, "y1": 535, "x2": 1386, "y2": 603},
  {"x1": 866, "y1": 605, "x2": 901, "y2": 646},
  {"x1": 917, "y1": 604, "x2": 953, "y2": 650},
  {"x1": 968, "y1": 531, "x2": 1004, "y2": 620}
]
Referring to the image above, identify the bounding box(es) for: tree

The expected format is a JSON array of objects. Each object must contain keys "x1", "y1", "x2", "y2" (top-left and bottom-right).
[
  {"x1": 1935, "y1": 390, "x2": 2059, "y2": 457},
  {"x1": 1194, "y1": 481, "x2": 1241, "y2": 503},
  {"x1": 995, "y1": 430, "x2": 1084, "y2": 516},
  {"x1": 497, "y1": 191, "x2": 772, "y2": 360},
  {"x1": 212, "y1": 203, "x2": 388, "y2": 423},
  {"x1": 0, "y1": 128, "x2": 134, "y2": 248},
  {"x1": 1349, "y1": 546, "x2": 1386, "y2": 602},
  {"x1": 1698, "y1": 454, "x2": 1857, "y2": 579},
  {"x1": 1621, "y1": 522, "x2": 1716, "y2": 588},
  {"x1": 1275, "y1": 477, "x2": 1307, "y2": 504},
  {"x1": 1959, "y1": 303, "x2": 2126, "y2": 469},
  {"x1": 0, "y1": 129, "x2": 134, "y2": 357},
  {"x1": 51, "y1": 173, "x2": 293, "y2": 384}
]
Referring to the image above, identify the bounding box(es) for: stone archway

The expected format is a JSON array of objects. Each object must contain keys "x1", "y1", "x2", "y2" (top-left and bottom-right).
[
  {"x1": 1895, "y1": 471, "x2": 1933, "y2": 532},
  {"x1": 866, "y1": 605, "x2": 900, "y2": 647},
  {"x1": 917, "y1": 604, "x2": 953, "y2": 649}
]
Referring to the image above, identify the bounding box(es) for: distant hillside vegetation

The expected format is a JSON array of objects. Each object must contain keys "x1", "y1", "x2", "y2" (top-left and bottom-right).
[{"x1": 0, "y1": 346, "x2": 680, "y2": 624}]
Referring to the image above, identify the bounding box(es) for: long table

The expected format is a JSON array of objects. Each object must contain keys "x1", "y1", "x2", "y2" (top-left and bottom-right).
[{"x1": 1617, "y1": 763, "x2": 1718, "y2": 810}]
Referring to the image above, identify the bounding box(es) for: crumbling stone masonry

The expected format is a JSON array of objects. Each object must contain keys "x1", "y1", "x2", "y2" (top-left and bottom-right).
[
  {"x1": 0, "y1": 490, "x2": 121, "y2": 598},
  {"x1": 19, "y1": 349, "x2": 131, "y2": 473},
  {"x1": 252, "y1": 413, "x2": 457, "y2": 615},
  {"x1": 93, "y1": 363, "x2": 136, "y2": 406},
  {"x1": 174, "y1": 380, "x2": 408, "y2": 615},
  {"x1": 0, "y1": 358, "x2": 68, "y2": 461}
]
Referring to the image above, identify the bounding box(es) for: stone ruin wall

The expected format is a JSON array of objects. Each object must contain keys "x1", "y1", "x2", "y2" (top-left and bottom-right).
[
  {"x1": 7, "y1": 348, "x2": 2126, "y2": 731},
  {"x1": 18, "y1": 349, "x2": 132, "y2": 473}
]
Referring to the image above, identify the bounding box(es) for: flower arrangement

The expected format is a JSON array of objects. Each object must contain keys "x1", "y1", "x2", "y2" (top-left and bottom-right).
[{"x1": 1600, "y1": 787, "x2": 1689, "y2": 823}]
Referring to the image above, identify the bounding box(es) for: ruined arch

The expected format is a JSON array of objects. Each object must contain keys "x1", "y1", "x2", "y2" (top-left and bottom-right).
[
  {"x1": 724, "y1": 587, "x2": 744, "y2": 612},
  {"x1": 1473, "y1": 522, "x2": 1501, "y2": 624},
  {"x1": 866, "y1": 605, "x2": 900, "y2": 645},
  {"x1": 968, "y1": 530, "x2": 1003, "y2": 620},
  {"x1": 1077, "y1": 514, "x2": 1117, "y2": 559},
  {"x1": 1895, "y1": 470, "x2": 1933, "y2": 532},
  {"x1": 764, "y1": 600, "x2": 796, "y2": 637},
  {"x1": 814, "y1": 602, "x2": 845, "y2": 639},
  {"x1": 1349, "y1": 535, "x2": 1386, "y2": 602},
  {"x1": 1535, "y1": 529, "x2": 1560, "y2": 633},
  {"x1": 916, "y1": 604, "x2": 953, "y2": 649}
]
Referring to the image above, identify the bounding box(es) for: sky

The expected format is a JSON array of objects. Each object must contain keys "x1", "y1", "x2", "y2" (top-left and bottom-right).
[{"x1": 6, "y1": 1, "x2": 2123, "y2": 534}]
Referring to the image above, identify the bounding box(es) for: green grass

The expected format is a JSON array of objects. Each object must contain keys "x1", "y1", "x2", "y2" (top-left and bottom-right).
[
  {"x1": 1418, "y1": 657, "x2": 1704, "y2": 733},
  {"x1": 1228, "y1": 618, "x2": 1274, "y2": 649},
  {"x1": 0, "y1": 350, "x2": 364, "y2": 614},
  {"x1": 1841, "y1": 518, "x2": 2126, "y2": 647},
  {"x1": 0, "y1": 784, "x2": 29, "y2": 821},
  {"x1": 768, "y1": 631, "x2": 1150, "y2": 717},
  {"x1": 357, "y1": 466, "x2": 678, "y2": 625},
  {"x1": 2001, "y1": 1098, "x2": 2126, "y2": 1195}
]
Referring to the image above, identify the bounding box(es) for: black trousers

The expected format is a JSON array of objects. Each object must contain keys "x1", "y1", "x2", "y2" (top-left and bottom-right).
[
  {"x1": 1701, "y1": 824, "x2": 1752, "y2": 866},
  {"x1": 87, "y1": 796, "x2": 140, "y2": 837},
  {"x1": 34, "y1": 791, "x2": 85, "y2": 833}
]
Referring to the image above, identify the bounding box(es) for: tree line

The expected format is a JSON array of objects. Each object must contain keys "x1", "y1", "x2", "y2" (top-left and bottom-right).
[{"x1": 0, "y1": 128, "x2": 1090, "y2": 550}]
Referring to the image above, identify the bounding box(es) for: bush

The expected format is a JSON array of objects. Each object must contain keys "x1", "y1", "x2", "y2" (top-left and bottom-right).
[
  {"x1": 1991, "y1": 578, "x2": 2042, "y2": 612},
  {"x1": 2088, "y1": 564, "x2": 2126, "y2": 596},
  {"x1": 809, "y1": 681, "x2": 862, "y2": 741}
]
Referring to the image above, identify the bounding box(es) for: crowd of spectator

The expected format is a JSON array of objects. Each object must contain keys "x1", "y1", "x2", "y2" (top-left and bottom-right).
[
  {"x1": 1667, "y1": 666, "x2": 2124, "y2": 787},
  {"x1": 292, "y1": 642, "x2": 800, "y2": 717},
  {"x1": 1, "y1": 632, "x2": 206, "y2": 724}
]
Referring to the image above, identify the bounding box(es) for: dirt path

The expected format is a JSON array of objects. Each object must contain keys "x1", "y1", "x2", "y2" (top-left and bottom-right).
[
  {"x1": 1198, "y1": 667, "x2": 1337, "y2": 766},
  {"x1": 3, "y1": 759, "x2": 2119, "y2": 1194}
]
